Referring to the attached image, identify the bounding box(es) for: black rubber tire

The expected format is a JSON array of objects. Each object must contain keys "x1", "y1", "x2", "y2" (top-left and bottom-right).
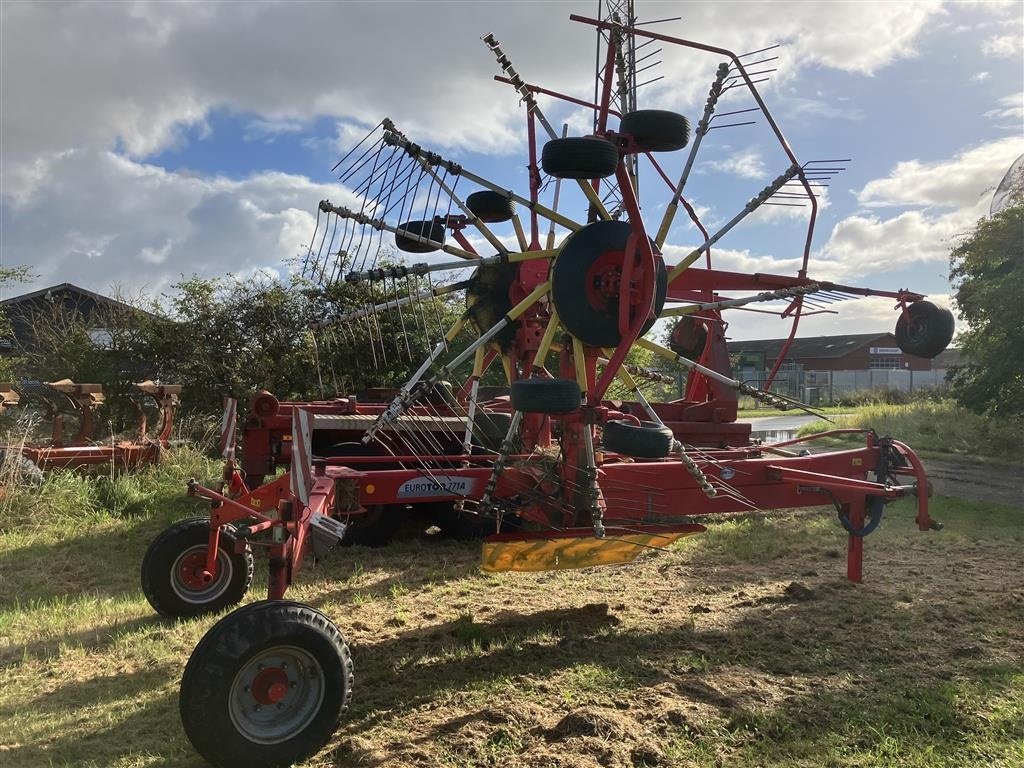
[
  {"x1": 472, "y1": 410, "x2": 513, "y2": 451},
  {"x1": 894, "y1": 301, "x2": 955, "y2": 358},
  {"x1": 141, "y1": 517, "x2": 254, "y2": 619},
  {"x1": 466, "y1": 190, "x2": 515, "y2": 223},
  {"x1": 669, "y1": 316, "x2": 708, "y2": 360},
  {"x1": 541, "y1": 137, "x2": 619, "y2": 179},
  {"x1": 551, "y1": 219, "x2": 668, "y2": 347},
  {"x1": 180, "y1": 600, "x2": 352, "y2": 768},
  {"x1": 619, "y1": 110, "x2": 691, "y2": 152},
  {"x1": 0, "y1": 448, "x2": 44, "y2": 486},
  {"x1": 510, "y1": 378, "x2": 582, "y2": 414},
  {"x1": 395, "y1": 220, "x2": 445, "y2": 253},
  {"x1": 324, "y1": 443, "x2": 402, "y2": 547},
  {"x1": 602, "y1": 419, "x2": 674, "y2": 459}
]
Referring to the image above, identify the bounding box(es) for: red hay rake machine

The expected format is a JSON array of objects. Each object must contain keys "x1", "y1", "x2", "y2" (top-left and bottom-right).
[{"x1": 149, "y1": 7, "x2": 954, "y2": 766}]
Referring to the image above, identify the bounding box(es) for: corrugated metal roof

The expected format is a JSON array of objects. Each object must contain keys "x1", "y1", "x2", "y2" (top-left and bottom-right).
[{"x1": 727, "y1": 332, "x2": 894, "y2": 360}]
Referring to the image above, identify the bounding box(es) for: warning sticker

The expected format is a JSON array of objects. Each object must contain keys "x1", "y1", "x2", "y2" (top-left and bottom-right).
[{"x1": 397, "y1": 475, "x2": 477, "y2": 499}]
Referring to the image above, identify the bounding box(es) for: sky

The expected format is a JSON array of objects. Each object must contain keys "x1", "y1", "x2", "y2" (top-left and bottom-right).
[{"x1": 1, "y1": 0, "x2": 1022, "y2": 342}]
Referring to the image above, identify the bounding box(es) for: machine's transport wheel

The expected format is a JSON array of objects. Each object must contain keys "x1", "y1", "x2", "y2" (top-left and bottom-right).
[
  {"x1": 141, "y1": 517, "x2": 254, "y2": 619},
  {"x1": 180, "y1": 600, "x2": 353, "y2": 768},
  {"x1": 551, "y1": 220, "x2": 668, "y2": 347},
  {"x1": 541, "y1": 137, "x2": 619, "y2": 179},
  {"x1": 342, "y1": 505, "x2": 401, "y2": 547},
  {"x1": 619, "y1": 110, "x2": 691, "y2": 152},
  {"x1": 465, "y1": 190, "x2": 515, "y2": 223},
  {"x1": 472, "y1": 410, "x2": 514, "y2": 452},
  {"x1": 395, "y1": 220, "x2": 445, "y2": 253},
  {"x1": 602, "y1": 419, "x2": 674, "y2": 459},
  {"x1": 325, "y1": 443, "x2": 402, "y2": 547},
  {"x1": 894, "y1": 300, "x2": 955, "y2": 358},
  {"x1": 668, "y1": 316, "x2": 708, "y2": 360},
  {"x1": 510, "y1": 378, "x2": 582, "y2": 414}
]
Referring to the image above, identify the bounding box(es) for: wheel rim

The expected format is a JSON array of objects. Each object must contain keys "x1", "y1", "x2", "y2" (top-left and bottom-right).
[
  {"x1": 228, "y1": 646, "x2": 326, "y2": 745},
  {"x1": 171, "y1": 544, "x2": 233, "y2": 604}
]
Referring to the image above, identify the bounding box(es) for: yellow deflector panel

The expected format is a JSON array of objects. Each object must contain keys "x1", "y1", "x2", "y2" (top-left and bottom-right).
[{"x1": 480, "y1": 525, "x2": 705, "y2": 573}]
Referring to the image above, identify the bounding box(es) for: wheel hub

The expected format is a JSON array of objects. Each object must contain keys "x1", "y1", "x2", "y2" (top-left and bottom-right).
[
  {"x1": 177, "y1": 551, "x2": 213, "y2": 589},
  {"x1": 229, "y1": 646, "x2": 326, "y2": 745},
  {"x1": 251, "y1": 667, "x2": 290, "y2": 705}
]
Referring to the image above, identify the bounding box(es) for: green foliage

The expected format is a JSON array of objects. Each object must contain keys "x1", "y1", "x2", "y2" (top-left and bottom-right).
[
  {"x1": 8, "y1": 269, "x2": 465, "y2": 420},
  {"x1": 797, "y1": 400, "x2": 1024, "y2": 462},
  {"x1": 0, "y1": 265, "x2": 32, "y2": 380},
  {"x1": 948, "y1": 197, "x2": 1024, "y2": 417}
]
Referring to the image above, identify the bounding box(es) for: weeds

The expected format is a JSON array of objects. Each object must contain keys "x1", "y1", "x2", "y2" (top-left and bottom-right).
[{"x1": 798, "y1": 400, "x2": 1024, "y2": 462}]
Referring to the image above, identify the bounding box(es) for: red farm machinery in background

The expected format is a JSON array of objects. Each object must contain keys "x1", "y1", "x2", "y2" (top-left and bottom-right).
[
  {"x1": 1, "y1": 379, "x2": 182, "y2": 472},
  {"x1": 142, "y1": 8, "x2": 955, "y2": 767}
]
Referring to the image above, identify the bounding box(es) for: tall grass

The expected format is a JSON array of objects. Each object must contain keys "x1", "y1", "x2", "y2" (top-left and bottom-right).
[{"x1": 798, "y1": 400, "x2": 1024, "y2": 462}]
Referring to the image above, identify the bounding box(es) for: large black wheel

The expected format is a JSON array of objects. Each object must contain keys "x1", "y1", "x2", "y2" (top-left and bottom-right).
[
  {"x1": 510, "y1": 378, "x2": 582, "y2": 414},
  {"x1": 669, "y1": 316, "x2": 708, "y2": 360},
  {"x1": 395, "y1": 219, "x2": 445, "y2": 253},
  {"x1": 619, "y1": 110, "x2": 691, "y2": 152},
  {"x1": 180, "y1": 600, "x2": 353, "y2": 768},
  {"x1": 324, "y1": 443, "x2": 402, "y2": 547},
  {"x1": 141, "y1": 517, "x2": 253, "y2": 619},
  {"x1": 551, "y1": 220, "x2": 668, "y2": 347},
  {"x1": 541, "y1": 137, "x2": 619, "y2": 179},
  {"x1": 466, "y1": 190, "x2": 515, "y2": 223},
  {"x1": 602, "y1": 419, "x2": 674, "y2": 459},
  {"x1": 472, "y1": 410, "x2": 513, "y2": 451},
  {"x1": 895, "y1": 301, "x2": 954, "y2": 358}
]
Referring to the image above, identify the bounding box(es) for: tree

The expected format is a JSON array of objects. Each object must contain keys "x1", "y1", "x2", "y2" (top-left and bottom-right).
[
  {"x1": 0, "y1": 266, "x2": 31, "y2": 380},
  {"x1": 948, "y1": 196, "x2": 1024, "y2": 417}
]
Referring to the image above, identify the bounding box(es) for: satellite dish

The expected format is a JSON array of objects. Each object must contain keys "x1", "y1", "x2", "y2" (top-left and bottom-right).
[{"x1": 991, "y1": 153, "x2": 1024, "y2": 215}]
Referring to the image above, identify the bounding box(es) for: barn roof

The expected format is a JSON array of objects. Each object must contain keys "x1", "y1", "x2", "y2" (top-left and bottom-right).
[
  {"x1": 727, "y1": 332, "x2": 894, "y2": 360},
  {"x1": 0, "y1": 283, "x2": 160, "y2": 320}
]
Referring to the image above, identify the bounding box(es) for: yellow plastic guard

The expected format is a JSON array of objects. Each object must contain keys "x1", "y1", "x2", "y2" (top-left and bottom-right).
[{"x1": 480, "y1": 525, "x2": 705, "y2": 573}]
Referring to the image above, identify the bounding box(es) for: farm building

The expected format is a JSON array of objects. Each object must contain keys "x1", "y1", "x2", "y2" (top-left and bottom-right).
[
  {"x1": 0, "y1": 283, "x2": 154, "y2": 357},
  {"x1": 727, "y1": 332, "x2": 937, "y2": 373}
]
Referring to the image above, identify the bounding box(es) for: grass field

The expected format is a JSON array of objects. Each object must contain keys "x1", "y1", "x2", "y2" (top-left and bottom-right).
[
  {"x1": 1, "y1": 448, "x2": 1022, "y2": 768},
  {"x1": 796, "y1": 401, "x2": 1024, "y2": 465}
]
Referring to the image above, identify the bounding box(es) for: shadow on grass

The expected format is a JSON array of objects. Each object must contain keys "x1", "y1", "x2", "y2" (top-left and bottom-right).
[
  {"x1": 1, "y1": 666, "x2": 203, "y2": 768},
  {"x1": 0, "y1": 612, "x2": 163, "y2": 668},
  {"x1": 5, "y1": 580, "x2": 1021, "y2": 768},
  {"x1": 329, "y1": 583, "x2": 1021, "y2": 766}
]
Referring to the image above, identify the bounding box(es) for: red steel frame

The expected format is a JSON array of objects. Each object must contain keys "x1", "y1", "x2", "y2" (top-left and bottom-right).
[{"x1": 181, "y1": 15, "x2": 944, "y2": 602}]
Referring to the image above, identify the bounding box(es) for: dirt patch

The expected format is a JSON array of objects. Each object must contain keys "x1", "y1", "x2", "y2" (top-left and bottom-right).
[{"x1": 922, "y1": 457, "x2": 1022, "y2": 506}]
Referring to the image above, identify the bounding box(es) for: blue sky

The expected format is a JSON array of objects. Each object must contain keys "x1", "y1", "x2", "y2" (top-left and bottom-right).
[{"x1": 2, "y1": 1, "x2": 1021, "y2": 340}]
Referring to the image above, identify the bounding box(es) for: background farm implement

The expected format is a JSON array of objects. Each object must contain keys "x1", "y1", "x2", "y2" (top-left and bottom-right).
[
  {"x1": 144, "y1": 6, "x2": 955, "y2": 767},
  {"x1": 0, "y1": 379, "x2": 181, "y2": 471}
]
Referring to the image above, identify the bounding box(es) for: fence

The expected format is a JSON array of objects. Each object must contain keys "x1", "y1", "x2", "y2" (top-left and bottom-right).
[{"x1": 735, "y1": 367, "x2": 950, "y2": 404}]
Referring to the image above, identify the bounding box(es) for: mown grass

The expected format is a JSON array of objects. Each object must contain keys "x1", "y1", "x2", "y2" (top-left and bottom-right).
[
  {"x1": 0, "y1": 450, "x2": 1021, "y2": 768},
  {"x1": 797, "y1": 400, "x2": 1024, "y2": 463}
]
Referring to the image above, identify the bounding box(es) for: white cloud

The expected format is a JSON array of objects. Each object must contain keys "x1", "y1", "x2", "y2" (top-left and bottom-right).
[
  {"x1": 3, "y1": 149, "x2": 349, "y2": 295},
  {"x1": 981, "y1": 34, "x2": 1023, "y2": 58},
  {"x1": 0, "y1": 0, "x2": 957, "y2": 181},
  {"x1": 812, "y1": 137, "x2": 1024, "y2": 279},
  {"x1": 983, "y1": 92, "x2": 1024, "y2": 124},
  {"x1": 0, "y1": 0, "x2": 1013, "y2": 298},
  {"x1": 857, "y1": 136, "x2": 1024, "y2": 209},
  {"x1": 971, "y1": 71, "x2": 991, "y2": 81},
  {"x1": 703, "y1": 149, "x2": 768, "y2": 180}
]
